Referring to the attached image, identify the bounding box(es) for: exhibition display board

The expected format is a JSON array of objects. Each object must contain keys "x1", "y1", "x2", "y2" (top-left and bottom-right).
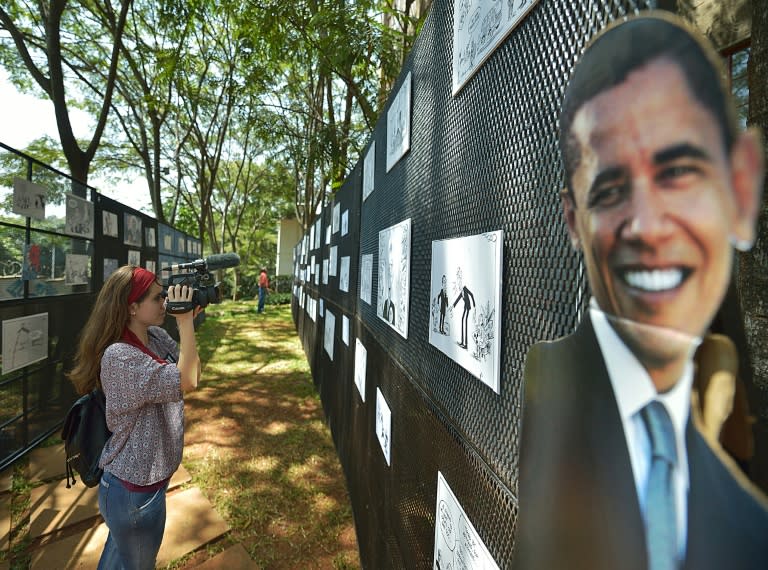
[{"x1": 296, "y1": 1, "x2": 767, "y2": 567}]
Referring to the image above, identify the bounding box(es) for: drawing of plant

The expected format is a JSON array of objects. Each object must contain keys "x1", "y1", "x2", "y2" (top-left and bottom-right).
[{"x1": 471, "y1": 301, "x2": 495, "y2": 362}]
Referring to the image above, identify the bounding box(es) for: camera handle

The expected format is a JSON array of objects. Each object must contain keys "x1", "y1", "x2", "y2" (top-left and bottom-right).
[{"x1": 166, "y1": 300, "x2": 195, "y2": 315}]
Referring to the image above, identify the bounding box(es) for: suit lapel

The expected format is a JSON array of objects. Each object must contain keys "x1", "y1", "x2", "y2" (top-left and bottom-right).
[{"x1": 573, "y1": 316, "x2": 648, "y2": 568}]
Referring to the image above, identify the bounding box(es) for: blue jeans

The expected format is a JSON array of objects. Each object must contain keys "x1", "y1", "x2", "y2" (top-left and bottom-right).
[
  {"x1": 97, "y1": 470, "x2": 168, "y2": 570},
  {"x1": 258, "y1": 287, "x2": 266, "y2": 312}
]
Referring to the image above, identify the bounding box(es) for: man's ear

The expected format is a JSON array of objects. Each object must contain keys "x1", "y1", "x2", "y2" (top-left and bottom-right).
[
  {"x1": 560, "y1": 188, "x2": 581, "y2": 251},
  {"x1": 729, "y1": 127, "x2": 764, "y2": 249}
]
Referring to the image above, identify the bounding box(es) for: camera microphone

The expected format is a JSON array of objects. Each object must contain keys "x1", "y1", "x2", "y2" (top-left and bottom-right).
[
  {"x1": 166, "y1": 252, "x2": 240, "y2": 273},
  {"x1": 162, "y1": 252, "x2": 240, "y2": 314}
]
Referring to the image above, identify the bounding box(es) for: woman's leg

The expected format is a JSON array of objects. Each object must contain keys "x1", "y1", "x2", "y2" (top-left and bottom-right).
[
  {"x1": 98, "y1": 473, "x2": 125, "y2": 570},
  {"x1": 97, "y1": 471, "x2": 168, "y2": 570},
  {"x1": 97, "y1": 530, "x2": 122, "y2": 570}
]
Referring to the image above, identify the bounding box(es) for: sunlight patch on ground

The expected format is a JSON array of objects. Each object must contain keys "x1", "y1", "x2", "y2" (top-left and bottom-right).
[
  {"x1": 263, "y1": 421, "x2": 290, "y2": 435},
  {"x1": 246, "y1": 455, "x2": 279, "y2": 472},
  {"x1": 312, "y1": 493, "x2": 339, "y2": 515},
  {"x1": 285, "y1": 454, "x2": 335, "y2": 492}
]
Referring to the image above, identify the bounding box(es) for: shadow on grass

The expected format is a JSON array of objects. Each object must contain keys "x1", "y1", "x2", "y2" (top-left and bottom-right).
[{"x1": 176, "y1": 302, "x2": 359, "y2": 569}]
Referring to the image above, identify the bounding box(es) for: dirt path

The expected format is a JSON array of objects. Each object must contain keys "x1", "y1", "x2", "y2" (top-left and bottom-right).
[{"x1": 174, "y1": 303, "x2": 359, "y2": 569}]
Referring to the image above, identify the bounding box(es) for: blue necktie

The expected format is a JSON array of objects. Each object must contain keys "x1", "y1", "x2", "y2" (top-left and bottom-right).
[{"x1": 641, "y1": 401, "x2": 679, "y2": 570}]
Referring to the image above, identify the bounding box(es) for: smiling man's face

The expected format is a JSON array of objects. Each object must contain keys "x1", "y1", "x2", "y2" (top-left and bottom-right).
[{"x1": 564, "y1": 58, "x2": 752, "y2": 371}]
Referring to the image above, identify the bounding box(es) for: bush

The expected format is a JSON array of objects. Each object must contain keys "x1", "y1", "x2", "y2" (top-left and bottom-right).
[
  {"x1": 235, "y1": 273, "x2": 259, "y2": 300},
  {"x1": 266, "y1": 292, "x2": 292, "y2": 305}
]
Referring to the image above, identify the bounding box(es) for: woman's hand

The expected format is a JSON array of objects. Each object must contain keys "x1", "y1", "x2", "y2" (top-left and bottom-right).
[
  {"x1": 168, "y1": 283, "x2": 202, "y2": 391},
  {"x1": 166, "y1": 283, "x2": 194, "y2": 318}
]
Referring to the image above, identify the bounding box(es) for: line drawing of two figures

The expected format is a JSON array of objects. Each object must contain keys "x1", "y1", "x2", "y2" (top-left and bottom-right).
[
  {"x1": 433, "y1": 265, "x2": 496, "y2": 366},
  {"x1": 435, "y1": 267, "x2": 475, "y2": 350}
]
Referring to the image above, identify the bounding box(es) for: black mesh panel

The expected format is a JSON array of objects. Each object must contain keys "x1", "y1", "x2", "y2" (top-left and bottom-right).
[{"x1": 294, "y1": 0, "x2": 656, "y2": 567}]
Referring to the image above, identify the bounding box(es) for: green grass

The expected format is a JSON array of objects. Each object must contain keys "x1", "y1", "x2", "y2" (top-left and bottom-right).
[{"x1": 170, "y1": 300, "x2": 359, "y2": 569}]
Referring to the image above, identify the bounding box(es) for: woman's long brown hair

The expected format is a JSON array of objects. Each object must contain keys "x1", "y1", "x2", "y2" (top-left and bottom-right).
[{"x1": 66, "y1": 265, "x2": 151, "y2": 394}]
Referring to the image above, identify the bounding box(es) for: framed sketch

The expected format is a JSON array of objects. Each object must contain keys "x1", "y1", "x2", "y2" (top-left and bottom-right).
[
  {"x1": 2, "y1": 313, "x2": 48, "y2": 374},
  {"x1": 332, "y1": 202, "x2": 341, "y2": 234},
  {"x1": 376, "y1": 388, "x2": 392, "y2": 466},
  {"x1": 102, "y1": 211, "x2": 118, "y2": 238},
  {"x1": 324, "y1": 309, "x2": 335, "y2": 360},
  {"x1": 145, "y1": 227, "x2": 156, "y2": 248},
  {"x1": 314, "y1": 218, "x2": 322, "y2": 249},
  {"x1": 145, "y1": 260, "x2": 156, "y2": 274},
  {"x1": 341, "y1": 210, "x2": 349, "y2": 237},
  {"x1": 65, "y1": 194, "x2": 94, "y2": 239},
  {"x1": 65, "y1": 254, "x2": 90, "y2": 285},
  {"x1": 339, "y1": 256, "x2": 350, "y2": 293},
  {"x1": 386, "y1": 72, "x2": 412, "y2": 172},
  {"x1": 363, "y1": 141, "x2": 375, "y2": 201},
  {"x1": 329, "y1": 246, "x2": 338, "y2": 277},
  {"x1": 124, "y1": 213, "x2": 143, "y2": 247},
  {"x1": 360, "y1": 253, "x2": 373, "y2": 305},
  {"x1": 12, "y1": 177, "x2": 46, "y2": 220},
  {"x1": 342, "y1": 315, "x2": 350, "y2": 346},
  {"x1": 354, "y1": 339, "x2": 367, "y2": 402},
  {"x1": 433, "y1": 471, "x2": 500, "y2": 569},
  {"x1": 453, "y1": 0, "x2": 539, "y2": 95},
  {"x1": 429, "y1": 231, "x2": 504, "y2": 393},
  {"x1": 103, "y1": 258, "x2": 119, "y2": 281},
  {"x1": 128, "y1": 249, "x2": 141, "y2": 267},
  {"x1": 377, "y1": 218, "x2": 412, "y2": 338}
]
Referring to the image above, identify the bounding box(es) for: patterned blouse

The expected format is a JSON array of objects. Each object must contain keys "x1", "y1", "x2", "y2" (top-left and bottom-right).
[{"x1": 98, "y1": 326, "x2": 184, "y2": 486}]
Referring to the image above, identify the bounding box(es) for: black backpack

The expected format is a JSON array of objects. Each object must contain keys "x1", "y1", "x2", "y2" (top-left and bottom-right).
[{"x1": 61, "y1": 388, "x2": 112, "y2": 488}]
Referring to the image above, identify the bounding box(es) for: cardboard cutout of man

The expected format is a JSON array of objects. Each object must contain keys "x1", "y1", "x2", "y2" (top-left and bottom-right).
[{"x1": 515, "y1": 12, "x2": 768, "y2": 570}]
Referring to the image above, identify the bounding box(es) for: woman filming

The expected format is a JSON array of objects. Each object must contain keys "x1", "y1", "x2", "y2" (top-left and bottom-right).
[{"x1": 68, "y1": 265, "x2": 202, "y2": 569}]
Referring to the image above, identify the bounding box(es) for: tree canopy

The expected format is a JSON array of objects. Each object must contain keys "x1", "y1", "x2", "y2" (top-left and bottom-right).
[{"x1": 0, "y1": 0, "x2": 431, "y2": 282}]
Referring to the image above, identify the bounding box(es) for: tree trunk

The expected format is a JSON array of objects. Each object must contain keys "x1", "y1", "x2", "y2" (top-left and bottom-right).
[{"x1": 740, "y1": 0, "x2": 768, "y2": 492}]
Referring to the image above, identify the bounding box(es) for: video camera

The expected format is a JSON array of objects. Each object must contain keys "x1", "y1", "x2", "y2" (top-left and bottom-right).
[{"x1": 161, "y1": 252, "x2": 240, "y2": 314}]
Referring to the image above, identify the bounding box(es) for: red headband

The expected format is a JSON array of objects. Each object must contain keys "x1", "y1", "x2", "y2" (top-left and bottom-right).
[{"x1": 128, "y1": 267, "x2": 157, "y2": 304}]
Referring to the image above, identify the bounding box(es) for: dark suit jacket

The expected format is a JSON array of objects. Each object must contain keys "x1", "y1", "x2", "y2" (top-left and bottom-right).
[{"x1": 514, "y1": 314, "x2": 768, "y2": 570}]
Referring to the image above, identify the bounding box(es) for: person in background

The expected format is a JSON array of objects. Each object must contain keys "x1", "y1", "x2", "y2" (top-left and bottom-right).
[
  {"x1": 258, "y1": 267, "x2": 270, "y2": 313},
  {"x1": 67, "y1": 265, "x2": 202, "y2": 570},
  {"x1": 515, "y1": 12, "x2": 768, "y2": 570},
  {"x1": 692, "y1": 333, "x2": 754, "y2": 473}
]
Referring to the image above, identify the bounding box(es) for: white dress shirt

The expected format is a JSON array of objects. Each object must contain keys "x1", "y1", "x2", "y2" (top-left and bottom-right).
[{"x1": 590, "y1": 303, "x2": 698, "y2": 561}]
